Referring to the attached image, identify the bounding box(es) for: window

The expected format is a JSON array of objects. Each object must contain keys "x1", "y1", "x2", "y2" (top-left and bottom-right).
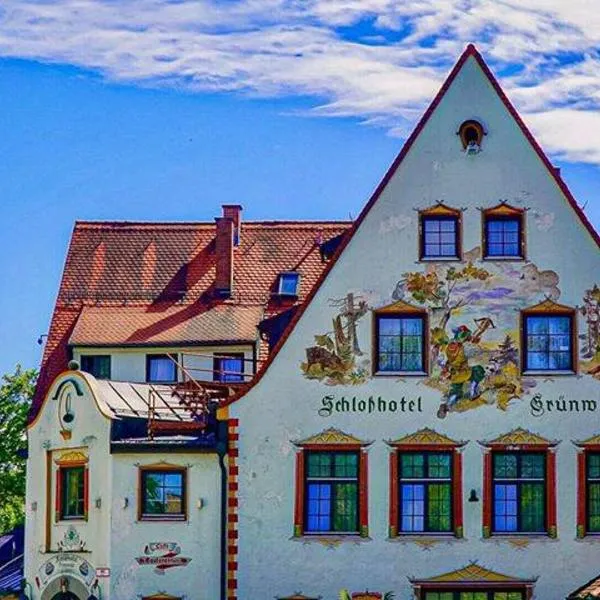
[
  {"x1": 522, "y1": 313, "x2": 574, "y2": 372},
  {"x1": 399, "y1": 452, "x2": 453, "y2": 533},
  {"x1": 213, "y1": 353, "x2": 244, "y2": 383},
  {"x1": 81, "y1": 355, "x2": 111, "y2": 379},
  {"x1": 278, "y1": 272, "x2": 300, "y2": 296},
  {"x1": 492, "y1": 453, "x2": 546, "y2": 533},
  {"x1": 587, "y1": 452, "x2": 600, "y2": 533},
  {"x1": 421, "y1": 217, "x2": 460, "y2": 259},
  {"x1": 140, "y1": 468, "x2": 186, "y2": 520},
  {"x1": 484, "y1": 218, "x2": 522, "y2": 258},
  {"x1": 424, "y1": 592, "x2": 523, "y2": 600},
  {"x1": 59, "y1": 466, "x2": 86, "y2": 520},
  {"x1": 458, "y1": 119, "x2": 484, "y2": 150},
  {"x1": 375, "y1": 314, "x2": 426, "y2": 373},
  {"x1": 146, "y1": 354, "x2": 177, "y2": 383},
  {"x1": 304, "y1": 451, "x2": 359, "y2": 534}
]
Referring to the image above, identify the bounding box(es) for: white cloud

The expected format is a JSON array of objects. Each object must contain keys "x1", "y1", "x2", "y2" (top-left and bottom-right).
[{"x1": 1, "y1": 0, "x2": 600, "y2": 164}]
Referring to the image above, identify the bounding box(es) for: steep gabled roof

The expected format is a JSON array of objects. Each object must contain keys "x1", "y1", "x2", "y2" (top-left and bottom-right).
[
  {"x1": 220, "y1": 43, "x2": 600, "y2": 411},
  {"x1": 32, "y1": 219, "x2": 350, "y2": 423}
]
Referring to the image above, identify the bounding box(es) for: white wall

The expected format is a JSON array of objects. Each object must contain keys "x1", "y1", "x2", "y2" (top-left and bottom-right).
[
  {"x1": 230, "y1": 55, "x2": 600, "y2": 600},
  {"x1": 109, "y1": 452, "x2": 222, "y2": 600}
]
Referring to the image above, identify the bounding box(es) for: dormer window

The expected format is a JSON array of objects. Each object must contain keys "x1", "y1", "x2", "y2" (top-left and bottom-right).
[
  {"x1": 277, "y1": 272, "x2": 300, "y2": 297},
  {"x1": 458, "y1": 120, "x2": 484, "y2": 153}
]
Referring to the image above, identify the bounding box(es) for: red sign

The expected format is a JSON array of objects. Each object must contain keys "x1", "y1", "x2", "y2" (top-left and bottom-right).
[{"x1": 95, "y1": 567, "x2": 111, "y2": 578}]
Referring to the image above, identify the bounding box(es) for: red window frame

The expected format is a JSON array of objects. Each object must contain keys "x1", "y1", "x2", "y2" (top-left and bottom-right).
[
  {"x1": 293, "y1": 444, "x2": 369, "y2": 538},
  {"x1": 576, "y1": 445, "x2": 600, "y2": 538},
  {"x1": 388, "y1": 442, "x2": 463, "y2": 538},
  {"x1": 482, "y1": 445, "x2": 557, "y2": 538}
]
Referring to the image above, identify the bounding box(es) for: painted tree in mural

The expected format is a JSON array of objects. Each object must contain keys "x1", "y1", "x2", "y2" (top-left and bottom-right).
[
  {"x1": 302, "y1": 293, "x2": 369, "y2": 385},
  {"x1": 0, "y1": 365, "x2": 37, "y2": 534}
]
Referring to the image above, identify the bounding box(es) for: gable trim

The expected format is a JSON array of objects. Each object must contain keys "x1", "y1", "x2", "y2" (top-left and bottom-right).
[{"x1": 219, "y1": 43, "x2": 599, "y2": 410}]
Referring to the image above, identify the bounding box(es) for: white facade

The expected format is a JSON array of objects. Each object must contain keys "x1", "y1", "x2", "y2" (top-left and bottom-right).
[
  {"x1": 25, "y1": 372, "x2": 223, "y2": 600},
  {"x1": 226, "y1": 51, "x2": 600, "y2": 599}
]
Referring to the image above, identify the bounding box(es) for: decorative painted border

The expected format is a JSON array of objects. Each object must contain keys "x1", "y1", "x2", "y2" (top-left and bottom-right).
[{"x1": 227, "y1": 419, "x2": 239, "y2": 600}]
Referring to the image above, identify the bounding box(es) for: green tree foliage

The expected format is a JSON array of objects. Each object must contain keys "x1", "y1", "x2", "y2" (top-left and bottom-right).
[{"x1": 0, "y1": 366, "x2": 37, "y2": 534}]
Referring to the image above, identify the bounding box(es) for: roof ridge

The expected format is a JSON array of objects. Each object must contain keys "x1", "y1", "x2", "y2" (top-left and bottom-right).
[{"x1": 74, "y1": 219, "x2": 352, "y2": 228}]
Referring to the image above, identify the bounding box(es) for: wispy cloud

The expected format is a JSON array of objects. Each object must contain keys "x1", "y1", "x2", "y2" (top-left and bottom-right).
[{"x1": 1, "y1": 0, "x2": 599, "y2": 164}]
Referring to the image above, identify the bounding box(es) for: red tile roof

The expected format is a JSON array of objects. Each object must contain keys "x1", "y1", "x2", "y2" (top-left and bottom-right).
[
  {"x1": 32, "y1": 219, "x2": 350, "y2": 422},
  {"x1": 70, "y1": 304, "x2": 264, "y2": 346}
]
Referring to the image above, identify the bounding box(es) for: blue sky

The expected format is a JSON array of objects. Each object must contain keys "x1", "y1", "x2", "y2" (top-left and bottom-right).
[{"x1": 0, "y1": 1, "x2": 599, "y2": 375}]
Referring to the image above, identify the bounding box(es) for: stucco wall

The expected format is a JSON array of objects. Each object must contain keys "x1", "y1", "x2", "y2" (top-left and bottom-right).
[{"x1": 230, "y1": 55, "x2": 600, "y2": 600}]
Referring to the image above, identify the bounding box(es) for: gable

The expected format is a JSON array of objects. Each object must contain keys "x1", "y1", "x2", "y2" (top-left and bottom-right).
[{"x1": 223, "y1": 43, "x2": 600, "y2": 411}]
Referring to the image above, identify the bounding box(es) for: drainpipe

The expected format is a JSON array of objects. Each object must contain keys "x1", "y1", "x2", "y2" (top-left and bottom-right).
[{"x1": 216, "y1": 420, "x2": 229, "y2": 600}]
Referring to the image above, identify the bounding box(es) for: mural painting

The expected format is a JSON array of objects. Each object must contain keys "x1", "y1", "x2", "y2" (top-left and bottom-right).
[
  {"x1": 300, "y1": 247, "x2": 600, "y2": 418},
  {"x1": 301, "y1": 293, "x2": 370, "y2": 385}
]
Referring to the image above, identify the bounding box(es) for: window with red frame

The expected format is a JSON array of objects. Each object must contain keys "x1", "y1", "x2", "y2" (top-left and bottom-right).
[{"x1": 294, "y1": 447, "x2": 368, "y2": 537}]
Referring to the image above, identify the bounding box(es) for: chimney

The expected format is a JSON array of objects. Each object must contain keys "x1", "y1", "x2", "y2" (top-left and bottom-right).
[
  {"x1": 222, "y1": 204, "x2": 243, "y2": 246},
  {"x1": 214, "y1": 217, "x2": 234, "y2": 298}
]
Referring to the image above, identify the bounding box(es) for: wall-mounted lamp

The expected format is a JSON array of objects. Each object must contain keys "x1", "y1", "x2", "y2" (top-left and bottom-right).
[
  {"x1": 123, "y1": 497, "x2": 129, "y2": 509},
  {"x1": 31, "y1": 502, "x2": 38, "y2": 512},
  {"x1": 95, "y1": 497, "x2": 102, "y2": 509},
  {"x1": 468, "y1": 489, "x2": 479, "y2": 503},
  {"x1": 197, "y1": 498, "x2": 205, "y2": 510}
]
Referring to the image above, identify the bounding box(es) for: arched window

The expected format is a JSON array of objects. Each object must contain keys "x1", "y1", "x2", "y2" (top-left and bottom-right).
[{"x1": 458, "y1": 120, "x2": 485, "y2": 151}]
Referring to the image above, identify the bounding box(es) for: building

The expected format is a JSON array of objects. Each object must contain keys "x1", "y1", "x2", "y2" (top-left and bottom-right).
[
  {"x1": 220, "y1": 45, "x2": 600, "y2": 599},
  {"x1": 24, "y1": 210, "x2": 349, "y2": 600},
  {"x1": 25, "y1": 44, "x2": 600, "y2": 600}
]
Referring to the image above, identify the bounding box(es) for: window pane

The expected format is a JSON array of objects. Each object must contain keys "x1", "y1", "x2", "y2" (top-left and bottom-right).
[
  {"x1": 279, "y1": 273, "x2": 299, "y2": 295},
  {"x1": 428, "y1": 454, "x2": 451, "y2": 479},
  {"x1": 334, "y1": 453, "x2": 358, "y2": 478},
  {"x1": 485, "y1": 218, "x2": 521, "y2": 257},
  {"x1": 400, "y1": 454, "x2": 425, "y2": 478},
  {"x1": 377, "y1": 316, "x2": 424, "y2": 372},
  {"x1": 215, "y1": 356, "x2": 244, "y2": 382},
  {"x1": 147, "y1": 356, "x2": 176, "y2": 382},
  {"x1": 589, "y1": 483, "x2": 600, "y2": 532},
  {"x1": 81, "y1": 355, "x2": 111, "y2": 379},
  {"x1": 307, "y1": 453, "x2": 332, "y2": 478},
  {"x1": 428, "y1": 483, "x2": 452, "y2": 532},
  {"x1": 494, "y1": 454, "x2": 517, "y2": 478},
  {"x1": 306, "y1": 483, "x2": 331, "y2": 532},
  {"x1": 521, "y1": 454, "x2": 544, "y2": 479},
  {"x1": 589, "y1": 454, "x2": 600, "y2": 479},
  {"x1": 143, "y1": 470, "x2": 184, "y2": 516},
  {"x1": 333, "y1": 482, "x2": 358, "y2": 532},
  {"x1": 520, "y1": 483, "x2": 545, "y2": 532},
  {"x1": 422, "y1": 218, "x2": 458, "y2": 257},
  {"x1": 494, "y1": 484, "x2": 518, "y2": 532},
  {"x1": 400, "y1": 484, "x2": 425, "y2": 532},
  {"x1": 62, "y1": 467, "x2": 85, "y2": 518},
  {"x1": 525, "y1": 315, "x2": 573, "y2": 371}
]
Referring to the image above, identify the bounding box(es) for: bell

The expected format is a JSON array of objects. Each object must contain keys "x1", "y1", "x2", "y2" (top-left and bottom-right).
[{"x1": 468, "y1": 489, "x2": 479, "y2": 502}]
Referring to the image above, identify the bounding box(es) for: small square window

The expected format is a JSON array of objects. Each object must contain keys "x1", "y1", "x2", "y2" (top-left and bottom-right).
[
  {"x1": 484, "y1": 216, "x2": 523, "y2": 258},
  {"x1": 140, "y1": 468, "x2": 186, "y2": 519},
  {"x1": 522, "y1": 313, "x2": 574, "y2": 372},
  {"x1": 278, "y1": 272, "x2": 300, "y2": 296},
  {"x1": 81, "y1": 355, "x2": 111, "y2": 379},
  {"x1": 146, "y1": 354, "x2": 177, "y2": 383},
  {"x1": 421, "y1": 216, "x2": 460, "y2": 259},
  {"x1": 213, "y1": 353, "x2": 245, "y2": 383},
  {"x1": 375, "y1": 314, "x2": 426, "y2": 373}
]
